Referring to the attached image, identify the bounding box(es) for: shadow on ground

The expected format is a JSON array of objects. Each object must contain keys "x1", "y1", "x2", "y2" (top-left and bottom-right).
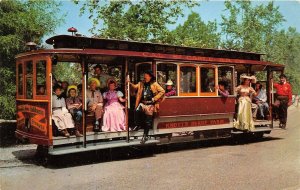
[{"x1": 8, "y1": 135, "x2": 283, "y2": 169}]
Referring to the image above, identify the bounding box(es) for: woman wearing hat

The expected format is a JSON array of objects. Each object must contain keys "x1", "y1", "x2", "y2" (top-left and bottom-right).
[
  {"x1": 234, "y1": 74, "x2": 257, "y2": 131},
  {"x1": 52, "y1": 85, "x2": 75, "y2": 137},
  {"x1": 87, "y1": 78, "x2": 103, "y2": 132},
  {"x1": 66, "y1": 85, "x2": 83, "y2": 137},
  {"x1": 102, "y1": 79, "x2": 126, "y2": 132},
  {"x1": 165, "y1": 79, "x2": 176, "y2": 97}
]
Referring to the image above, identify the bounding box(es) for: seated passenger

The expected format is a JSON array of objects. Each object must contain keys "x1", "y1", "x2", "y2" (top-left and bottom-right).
[
  {"x1": 37, "y1": 85, "x2": 46, "y2": 95},
  {"x1": 52, "y1": 85, "x2": 75, "y2": 137},
  {"x1": 66, "y1": 85, "x2": 83, "y2": 137},
  {"x1": 87, "y1": 78, "x2": 103, "y2": 132},
  {"x1": 102, "y1": 79, "x2": 126, "y2": 132},
  {"x1": 218, "y1": 81, "x2": 229, "y2": 97},
  {"x1": 61, "y1": 81, "x2": 69, "y2": 98},
  {"x1": 254, "y1": 82, "x2": 269, "y2": 119},
  {"x1": 165, "y1": 79, "x2": 176, "y2": 97}
]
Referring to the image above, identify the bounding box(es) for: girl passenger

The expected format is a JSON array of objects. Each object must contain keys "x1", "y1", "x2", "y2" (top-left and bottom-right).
[{"x1": 102, "y1": 79, "x2": 126, "y2": 132}]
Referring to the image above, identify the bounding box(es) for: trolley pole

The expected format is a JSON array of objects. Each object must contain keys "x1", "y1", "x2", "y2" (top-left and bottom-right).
[
  {"x1": 81, "y1": 57, "x2": 88, "y2": 148},
  {"x1": 125, "y1": 58, "x2": 130, "y2": 143}
]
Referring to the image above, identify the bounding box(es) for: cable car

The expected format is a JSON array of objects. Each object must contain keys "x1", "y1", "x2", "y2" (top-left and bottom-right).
[{"x1": 15, "y1": 31, "x2": 285, "y2": 156}]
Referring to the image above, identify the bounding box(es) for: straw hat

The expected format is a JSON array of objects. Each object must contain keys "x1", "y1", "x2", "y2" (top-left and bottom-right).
[
  {"x1": 67, "y1": 85, "x2": 78, "y2": 96},
  {"x1": 165, "y1": 79, "x2": 174, "y2": 86},
  {"x1": 88, "y1": 78, "x2": 100, "y2": 87},
  {"x1": 240, "y1": 74, "x2": 257, "y2": 83}
]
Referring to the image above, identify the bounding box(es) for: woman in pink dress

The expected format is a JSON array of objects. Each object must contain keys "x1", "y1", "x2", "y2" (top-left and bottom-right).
[{"x1": 102, "y1": 79, "x2": 126, "y2": 132}]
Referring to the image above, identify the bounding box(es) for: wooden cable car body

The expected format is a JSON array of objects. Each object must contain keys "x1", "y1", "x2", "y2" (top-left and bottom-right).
[{"x1": 15, "y1": 35, "x2": 284, "y2": 155}]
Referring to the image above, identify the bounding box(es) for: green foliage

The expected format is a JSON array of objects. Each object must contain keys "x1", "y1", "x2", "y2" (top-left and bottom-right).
[
  {"x1": 221, "y1": 0, "x2": 300, "y2": 94},
  {"x1": 53, "y1": 63, "x2": 82, "y2": 85},
  {"x1": 0, "y1": 67, "x2": 16, "y2": 119},
  {"x1": 166, "y1": 12, "x2": 220, "y2": 48},
  {"x1": 73, "y1": 0, "x2": 198, "y2": 42},
  {"x1": 0, "y1": 0, "x2": 63, "y2": 119}
]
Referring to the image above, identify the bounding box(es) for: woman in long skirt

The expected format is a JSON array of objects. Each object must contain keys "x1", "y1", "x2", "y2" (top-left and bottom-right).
[
  {"x1": 102, "y1": 79, "x2": 126, "y2": 132},
  {"x1": 234, "y1": 75, "x2": 257, "y2": 131}
]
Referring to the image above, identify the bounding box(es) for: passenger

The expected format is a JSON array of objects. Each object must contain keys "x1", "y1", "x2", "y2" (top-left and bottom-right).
[
  {"x1": 217, "y1": 81, "x2": 229, "y2": 97},
  {"x1": 52, "y1": 85, "x2": 75, "y2": 137},
  {"x1": 102, "y1": 79, "x2": 126, "y2": 132},
  {"x1": 165, "y1": 79, "x2": 176, "y2": 97},
  {"x1": 220, "y1": 71, "x2": 232, "y2": 93},
  {"x1": 66, "y1": 85, "x2": 83, "y2": 137},
  {"x1": 272, "y1": 74, "x2": 292, "y2": 129},
  {"x1": 128, "y1": 70, "x2": 165, "y2": 144},
  {"x1": 77, "y1": 84, "x2": 82, "y2": 101},
  {"x1": 86, "y1": 78, "x2": 103, "y2": 132},
  {"x1": 254, "y1": 82, "x2": 269, "y2": 120},
  {"x1": 37, "y1": 85, "x2": 46, "y2": 95},
  {"x1": 61, "y1": 81, "x2": 69, "y2": 98},
  {"x1": 234, "y1": 75, "x2": 257, "y2": 131},
  {"x1": 92, "y1": 64, "x2": 113, "y2": 92}
]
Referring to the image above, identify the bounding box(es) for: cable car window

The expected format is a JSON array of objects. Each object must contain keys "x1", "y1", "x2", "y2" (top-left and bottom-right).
[
  {"x1": 25, "y1": 61, "x2": 33, "y2": 99},
  {"x1": 157, "y1": 63, "x2": 177, "y2": 97},
  {"x1": 36, "y1": 60, "x2": 47, "y2": 95},
  {"x1": 218, "y1": 67, "x2": 233, "y2": 95},
  {"x1": 200, "y1": 67, "x2": 215, "y2": 93},
  {"x1": 180, "y1": 66, "x2": 196, "y2": 94},
  {"x1": 18, "y1": 64, "x2": 23, "y2": 95}
]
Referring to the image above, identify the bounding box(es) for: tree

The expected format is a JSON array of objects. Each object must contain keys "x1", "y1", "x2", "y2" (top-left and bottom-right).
[
  {"x1": 0, "y1": 0, "x2": 63, "y2": 119},
  {"x1": 220, "y1": 0, "x2": 284, "y2": 52},
  {"x1": 167, "y1": 12, "x2": 220, "y2": 48},
  {"x1": 220, "y1": 0, "x2": 300, "y2": 94},
  {"x1": 73, "y1": 0, "x2": 198, "y2": 42}
]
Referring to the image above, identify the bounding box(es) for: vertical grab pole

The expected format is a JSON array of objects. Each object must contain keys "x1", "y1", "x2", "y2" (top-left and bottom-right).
[
  {"x1": 125, "y1": 58, "x2": 130, "y2": 143},
  {"x1": 82, "y1": 58, "x2": 87, "y2": 148},
  {"x1": 267, "y1": 68, "x2": 274, "y2": 127}
]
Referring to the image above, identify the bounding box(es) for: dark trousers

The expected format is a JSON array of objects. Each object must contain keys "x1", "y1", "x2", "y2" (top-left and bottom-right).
[
  {"x1": 277, "y1": 96, "x2": 288, "y2": 124},
  {"x1": 134, "y1": 107, "x2": 153, "y2": 136}
]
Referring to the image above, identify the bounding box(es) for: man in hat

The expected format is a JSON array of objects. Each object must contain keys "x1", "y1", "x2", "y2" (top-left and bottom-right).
[
  {"x1": 128, "y1": 70, "x2": 165, "y2": 144},
  {"x1": 165, "y1": 79, "x2": 176, "y2": 97},
  {"x1": 272, "y1": 74, "x2": 292, "y2": 129},
  {"x1": 86, "y1": 78, "x2": 103, "y2": 132},
  {"x1": 92, "y1": 64, "x2": 113, "y2": 92}
]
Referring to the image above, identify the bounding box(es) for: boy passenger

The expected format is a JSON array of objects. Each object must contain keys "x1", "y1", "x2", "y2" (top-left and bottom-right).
[
  {"x1": 217, "y1": 81, "x2": 229, "y2": 97},
  {"x1": 165, "y1": 79, "x2": 176, "y2": 97},
  {"x1": 86, "y1": 78, "x2": 103, "y2": 132},
  {"x1": 66, "y1": 85, "x2": 83, "y2": 137},
  {"x1": 52, "y1": 85, "x2": 75, "y2": 137},
  {"x1": 128, "y1": 70, "x2": 165, "y2": 144}
]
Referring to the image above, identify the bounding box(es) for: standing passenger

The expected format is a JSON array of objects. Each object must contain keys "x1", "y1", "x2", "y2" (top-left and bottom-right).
[
  {"x1": 102, "y1": 79, "x2": 126, "y2": 132},
  {"x1": 92, "y1": 64, "x2": 113, "y2": 92},
  {"x1": 234, "y1": 75, "x2": 257, "y2": 131},
  {"x1": 128, "y1": 71, "x2": 165, "y2": 144},
  {"x1": 272, "y1": 74, "x2": 292, "y2": 129},
  {"x1": 52, "y1": 85, "x2": 75, "y2": 137},
  {"x1": 86, "y1": 78, "x2": 103, "y2": 132}
]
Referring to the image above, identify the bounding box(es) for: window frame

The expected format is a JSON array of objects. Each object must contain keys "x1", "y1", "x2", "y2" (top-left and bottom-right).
[
  {"x1": 25, "y1": 60, "x2": 34, "y2": 99},
  {"x1": 17, "y1": 62, "x2": 24, "y2": 98},
  {"x1": 199, "y1": 65, "x2": 218, "y2": 97},
  {"x1": 35, "y1": 60, "x2": 48, "y2": 97},
  {"x1": 156, "y1": 62, "x2": 178, "y2": 97},
  {"x1": 178, "y1": 64, "x2": 199, "y2": 97},
  {"x1": 217, "y1": 65, "x2": 235, "y2": 96}
]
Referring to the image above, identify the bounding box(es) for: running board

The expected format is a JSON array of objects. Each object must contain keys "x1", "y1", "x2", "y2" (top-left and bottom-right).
[
  {"x1": 231, "y1": 126, "x2": 272, "y2": 135},
  {"x1": 49, "y1": 138, "x2": 159, "y2": 156}
]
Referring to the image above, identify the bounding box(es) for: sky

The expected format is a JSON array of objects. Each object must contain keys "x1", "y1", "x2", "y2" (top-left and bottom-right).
[{"x1": 44, "y1": 0, "x2": 300, "y2": 41}]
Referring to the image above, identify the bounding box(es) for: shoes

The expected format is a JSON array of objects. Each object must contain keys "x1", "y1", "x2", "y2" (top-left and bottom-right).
[
  {"x1": 132, "y1": 126, "x2": 141, "y2": 131},
  {"x1": 279, "y1": 123, "x2": 286, "y2": 129},
  {"x1": 140, "y1": 135, "x2": 148, "y2": 144},
  {"x1": 61, "y1": 129, "x2": 70, "y2": 138},
  {"x1": 93, "y1": 124, "x2": 101, "y2": 132},
  {"x1": 75, "y1": 130, "x2": 83, "y2": 137}
]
